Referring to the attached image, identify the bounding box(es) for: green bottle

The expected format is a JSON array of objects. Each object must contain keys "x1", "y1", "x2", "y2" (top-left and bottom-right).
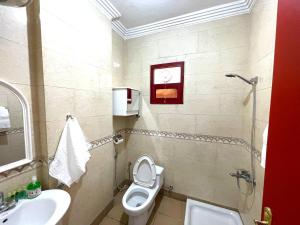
[
  {"x1": 15, "y1": 186, "x2": 28, "y2": 201},
  {"x1": 26, "y1": 176, "x2": 42, "y2": 199}
]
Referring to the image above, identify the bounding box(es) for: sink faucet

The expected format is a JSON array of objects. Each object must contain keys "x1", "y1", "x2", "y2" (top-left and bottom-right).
[{"x1": 0, "y1": 192, "x2": 16, "y2": 213}]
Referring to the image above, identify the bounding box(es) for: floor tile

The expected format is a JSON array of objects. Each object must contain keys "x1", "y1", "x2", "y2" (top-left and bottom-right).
[
  {"x1": 157, "y1": 196, "x2": 186, "y2": 220},
  {"x1": 151, "y1": 213, "x2": 184, "y2": 225},
  {"x1": 99, "y1": 217, "x2": 124, "y2": 225},
  {"x1": 107, "y1": 203, "x2": 129, "y2": 224},
  {"x1": 114, "y1": 191, "x2": 125, "y2": 204}
]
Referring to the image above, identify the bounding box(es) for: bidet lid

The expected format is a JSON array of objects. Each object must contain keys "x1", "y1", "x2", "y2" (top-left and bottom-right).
[{"x1": 133, "y1": 155, "x2": 156, "y2": 188}]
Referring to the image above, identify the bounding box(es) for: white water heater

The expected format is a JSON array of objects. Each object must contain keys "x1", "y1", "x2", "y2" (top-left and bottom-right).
[{"x1": 113, "y1": 87, "x2": 140, "y2": 116}]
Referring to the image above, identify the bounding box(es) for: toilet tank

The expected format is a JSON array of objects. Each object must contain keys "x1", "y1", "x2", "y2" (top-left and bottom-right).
[{"x1": 155, "y1": 165, "x2": 164, "y2": 188}]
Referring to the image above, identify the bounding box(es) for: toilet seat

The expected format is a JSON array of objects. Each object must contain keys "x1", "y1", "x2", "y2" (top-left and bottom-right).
[
  {"x1": 133, "y1": 155, "x2": 156, "y2": 188},
  {"x1": 122, "y1": 183, "x2": 158, "y2": 217}
]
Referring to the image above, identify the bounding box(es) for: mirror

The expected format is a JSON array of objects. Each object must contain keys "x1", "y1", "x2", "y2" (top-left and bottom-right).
[{"x1": 0, "y1": 80, "x2": 32, "y2": 173}]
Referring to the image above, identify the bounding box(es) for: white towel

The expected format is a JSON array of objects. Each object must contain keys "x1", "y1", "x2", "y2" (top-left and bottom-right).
[
  {"x1": 0, "y1": 106, "x2": 11, "y2": 129},
  {"x1": 49, "y1": 117, "x2": 91, "y2": 187},
  {"x1": 260, "y1": 124, "x2": 269, "y2": 168}
]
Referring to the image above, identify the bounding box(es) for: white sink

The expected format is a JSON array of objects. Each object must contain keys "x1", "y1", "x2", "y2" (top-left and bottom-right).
[{"x1": 0, "y1": 189, "x2": 71, "y2": 225}]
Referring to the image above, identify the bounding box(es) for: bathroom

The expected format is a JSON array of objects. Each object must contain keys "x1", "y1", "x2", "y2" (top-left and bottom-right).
[{"x1": 0, "y1": 0, "x2": 298, "y2": 225}]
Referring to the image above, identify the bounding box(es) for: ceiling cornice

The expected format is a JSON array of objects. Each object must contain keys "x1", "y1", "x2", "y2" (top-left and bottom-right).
[
  {"x1": 97, "y1": 0, "x2": 255, "y2": 40},
  {"x1": 95, "y1": 0, "x2": 121, "y2": 20}
]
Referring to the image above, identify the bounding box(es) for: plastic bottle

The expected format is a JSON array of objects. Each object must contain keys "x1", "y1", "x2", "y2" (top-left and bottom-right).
[
  {"x1": 26, "y1": 176, "x2": 42, "y2": 199},
  {"x1": 15, "y1": 186, "x2": 27, "y2": 201}
]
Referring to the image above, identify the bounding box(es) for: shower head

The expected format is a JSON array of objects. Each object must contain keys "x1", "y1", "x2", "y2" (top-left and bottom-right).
[
  {"x1": 0, "y1": 0, "x2": 32, "y2": 7},
  {"x1": 225, "y1": 74, "x2": 236, "y2": 78},
  {"x1": 225, "y1": 74, "x2": 258, "y2": 85}
]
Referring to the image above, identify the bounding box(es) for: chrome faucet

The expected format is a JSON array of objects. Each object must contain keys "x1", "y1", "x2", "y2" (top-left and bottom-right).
[
  {"x1": 230, "y1": 169, "x2": 252, "y2": 182},
  {"x1": 0, "y1": 192, "x2": 16, "y2": 213},
  {"x1": 0, "y1": 192, "x2": 4, "y2": 205},
  {"x1": 229, "y1": 169, "x2": 256, "y2": 189}
]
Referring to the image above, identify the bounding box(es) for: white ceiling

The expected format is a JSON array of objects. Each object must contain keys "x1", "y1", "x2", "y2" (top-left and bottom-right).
[
  {"x1": 97, "y1": 0, "x2": 254, "y2": 39},
  {"x1": 110, "y1": 0, "x2": 239, "y2": 28}
]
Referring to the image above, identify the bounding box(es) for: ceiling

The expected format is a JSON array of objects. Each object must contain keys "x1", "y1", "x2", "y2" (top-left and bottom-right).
[
  {"x1": 110, "y1": 0, "x2": 238, "y2": 28},
  {"x1": 97, "y1": 0, "x2": 255, "y2": 39}
]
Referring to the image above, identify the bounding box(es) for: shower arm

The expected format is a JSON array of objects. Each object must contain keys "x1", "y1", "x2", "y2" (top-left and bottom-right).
[{"x1": 225, "y1": 74, "x2": 258, "y2": 86}]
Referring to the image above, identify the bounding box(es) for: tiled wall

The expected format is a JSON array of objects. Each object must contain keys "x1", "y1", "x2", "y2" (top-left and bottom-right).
[
  {"x1": 36, "y1": 0, "x2": 114, "y2": 224},
  {"x1": 239, "y1": 0, "x2": 278, "y2": 224},
  {"x1": 112, "y1": 32, "x2": 129, "y2": 188},
  {"x1": 123, "y1": 15, "x2": 250, "y2": 137},
  {"x1": 121, "y1": 15, "x2": 251, "y2": 209},
  {"x1": 115, "y1": 0, "x2": 277, "y2": 213},
  {"x1": 0, "y1": 3, "x2": 119, "y2": 224},
  {"x1": 0, "y1": 1, "x2": 277, "y2": 224},
  {"x1": 0, "y1": 5, "x2": 41, "y2": 194}
]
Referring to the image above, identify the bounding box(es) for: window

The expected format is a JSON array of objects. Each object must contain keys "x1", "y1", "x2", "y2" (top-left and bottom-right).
[{"x1": 150, "y1": 62, "x2": 184, "y2": 104}]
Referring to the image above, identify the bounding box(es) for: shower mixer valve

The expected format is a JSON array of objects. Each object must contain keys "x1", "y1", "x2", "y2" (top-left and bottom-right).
[{"x1": 230, "y1": 169, "x2": 256, "y2": 188}]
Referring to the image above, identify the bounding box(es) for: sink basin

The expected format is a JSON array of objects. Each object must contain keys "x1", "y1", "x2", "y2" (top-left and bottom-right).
[{"x1": 0, "y1": 189, "x2": 71, "y2": 225}]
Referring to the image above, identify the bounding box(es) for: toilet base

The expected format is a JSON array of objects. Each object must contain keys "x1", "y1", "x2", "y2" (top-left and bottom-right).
[{"x1": 128, "y1": 201, "x2": 155, "y2": 225}]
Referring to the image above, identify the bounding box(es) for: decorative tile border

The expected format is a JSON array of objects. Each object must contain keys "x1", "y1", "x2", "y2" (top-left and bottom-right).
[
  {"x1": 0, "y1": 159, "x2": 43, "y2": 183},
  {"x1": 0, "y1": 134, "x2": 115, "y2": 182},
  {"x1": 89, "y1": 135, "x2": 114, "y2": 150},
  {"x1": 0, "y1": 127, "x2": 24, "y2": 136},
  {"x1": 122, "y1": 128, "x2": 261, "y2": 161},
  {"x1": 0, "y1": 128, "x2": 261, "y2": 183}
]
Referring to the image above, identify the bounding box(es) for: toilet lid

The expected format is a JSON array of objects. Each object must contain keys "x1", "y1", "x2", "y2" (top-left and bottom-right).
[{"x1": 133, "y1": 155, "x2": 156, "y2": 188}]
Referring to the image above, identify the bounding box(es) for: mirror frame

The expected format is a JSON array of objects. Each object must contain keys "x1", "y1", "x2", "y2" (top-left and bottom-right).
[{"x1": 0, "y1": 80, "x2": 33, "y2": 173}]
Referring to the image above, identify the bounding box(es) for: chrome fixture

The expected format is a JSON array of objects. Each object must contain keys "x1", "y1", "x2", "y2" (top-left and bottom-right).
[
  {"x1": 66, "y1": 114, "x2": 74, "y2": 121},
  {"x1": 0, "y1": 0, "x2": 33, "y2": 7},
  {"x1": 0, "y1": 192, "x2": 16, "y2": 213},
  {"x1": 230, "y1": 169, "x2": 255, "y2": 189},
  {"x1": 225, "y1": 73, "x2": 258, "y2": 193},
  {"x1": 225, "y1": 74, "x2": 258, "y2": 86}
]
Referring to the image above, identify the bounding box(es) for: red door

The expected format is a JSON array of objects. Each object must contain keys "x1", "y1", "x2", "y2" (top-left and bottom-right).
[{"x1": 262, "y1": 0, "x2": 300, "y2": 224}]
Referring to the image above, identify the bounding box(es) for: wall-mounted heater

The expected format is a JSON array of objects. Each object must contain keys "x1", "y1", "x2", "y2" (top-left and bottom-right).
[{"x1": 113, "y1": 87, "x2": 140, "y2": 116}]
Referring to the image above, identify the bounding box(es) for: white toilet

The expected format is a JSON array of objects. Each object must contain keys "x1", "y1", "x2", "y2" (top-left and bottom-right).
[{"x1": 122, "y1": 154, "x2": 164, "y2": 225}]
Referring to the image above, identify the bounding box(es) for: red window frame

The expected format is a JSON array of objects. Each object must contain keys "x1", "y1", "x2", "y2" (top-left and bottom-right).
[{"x1": 150, "y1": 62, "x2": 184, "y2": 104}]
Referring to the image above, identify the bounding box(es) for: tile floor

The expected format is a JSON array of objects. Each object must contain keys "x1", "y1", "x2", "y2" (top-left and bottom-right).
[{"x1": 100, "y1": 191, "x2": 186, "y2": 225}]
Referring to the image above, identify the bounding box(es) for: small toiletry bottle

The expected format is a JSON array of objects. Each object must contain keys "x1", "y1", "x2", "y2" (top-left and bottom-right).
[
  {"x1": 34, "y1": 178, "x2": 42, "y2": 197},
  {"x1": 26, "y1": 176, "x2": 42, "y2": 199},
  {"x1": 16, "y1": 187, "x2": 27, "y2": 200}
]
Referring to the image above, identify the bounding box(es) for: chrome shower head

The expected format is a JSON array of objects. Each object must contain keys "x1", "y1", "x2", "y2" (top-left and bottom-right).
[
  {"x1": 225, "y1": 74, "x2": 236, "y2": 78},
  {"x1": 225, "y1": 74, "x2": 257, "y2": 85}
]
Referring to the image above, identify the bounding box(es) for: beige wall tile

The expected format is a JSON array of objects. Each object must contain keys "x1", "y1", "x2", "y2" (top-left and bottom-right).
[
  {"x1": 0, "y1": 2, "x2": 43, "y2": 193},
  {"x1": 61, "y1": 144, "x2": 114, "y2": 225},
  {"x1": 39, "y1": 1, "x2": 115, "y2": 224},
  {"x1": 0, "y1": 168, "x2": 40, "y2": 195},
  {"x1": 122, "y1": 0, "x2": 277, "y2": 213},
  {"x1": 0, "y1": 1, "x2": 277, "y2": 225},
  {"x1": 240, "y1": 0, "x2": 277, "y2": 224},
  {"x1": 44, "y1": 87, "x2": 75, "y2": 122}
]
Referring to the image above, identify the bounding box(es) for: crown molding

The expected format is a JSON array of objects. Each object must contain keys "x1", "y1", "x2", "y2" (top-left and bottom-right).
[
  {"x1": 97, "y1": 0, "x2": 255, "y2": 39},
  {"x1": 95, "y1": 0, "x2": 121, "y2": 20}
]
